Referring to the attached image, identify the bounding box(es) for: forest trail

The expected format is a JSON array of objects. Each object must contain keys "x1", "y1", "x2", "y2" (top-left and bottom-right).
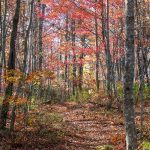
[
  {"x1": 0, "y1": 101, "x2": 149, "y2": 150},
  {"x1": 39, "y1": 101, "x2": 150, "y2": 150},
  {"x1": 40, "y1": 102, "x2": 125, "y2": 150}
]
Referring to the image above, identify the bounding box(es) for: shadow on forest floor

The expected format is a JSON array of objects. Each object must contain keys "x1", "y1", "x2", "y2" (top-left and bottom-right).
[{"x1": 0, "y1": 100, "x2": 150, "y2": 150}]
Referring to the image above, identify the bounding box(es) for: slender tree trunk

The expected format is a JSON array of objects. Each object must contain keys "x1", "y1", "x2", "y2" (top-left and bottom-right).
[
  {"x1": 101, "y1": 0, "x2": 107, "y2": 89},
  {"x1": 106, "y1": 0, "x2": 112, "y2": 96},
  {"x1": 38, "y1": 3, "x2": 45, "y2": 70},
  {"x1": 0, "y1": 0, "x2": 21, "y2": 129},
  {"x1": 137, "y1": 45, "x2": 144, "y2": 139},
  {"x1": 79, "y1": 36, "x2": 85, "y2": 92},
  {"x1": 95, "y1": 0, "x2": 100, "y2": 91},
  {"x1": 135, "y1": 0, "x2": 145, "y2": 138},
  {"x1": 101, "y1": 0, "x2": 113, "y2": 95},
  {"x1": 105, "y1": 0, "x2": 115, "y2": 109},
  {"x1": 0, "y1": 0, "x2": 2, "y2": 93},
  {"x1": 0, "y1": 0, "x2": 7, "y2": 93},
  {"x1": 65, "y1": 15, "x2": 69, "y2": 99},
  {"x1": 71, "y1": 20, "x2": 76, "y2": 95},
  {"x1": 9, "y1": 0, "x2": 35, "y2": 131},
  {"x1": 10, "y1": 81, "x2": 22, "y2": 131},
  {"x1": 24, "y1": 0, "x2": 34, "y2": 74},
  {"x1": 2, "y1": 0, "x2": 7, "y2": 74},
  {"x1": 124, "y1": 0, "x2": 137, "y2": 149},
  {"x1": 38, "y1": 2, "x2": 45, "y2": 101}
]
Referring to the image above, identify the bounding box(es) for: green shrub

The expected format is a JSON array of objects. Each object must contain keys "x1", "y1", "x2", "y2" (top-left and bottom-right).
[
  {"x1": 143, "y1": 85, "x2": 150, "y2": 100},
  {"x1": 48, "y1": 112, "x2": 62, "y2": 124},
  {"x1": 96, "y1": 145, "x2": 113, "y2": 150},
  {"x1": 79, "y1": 90, "x2": 93, "y2": 101},
  {"x1": 117, "y1": 82, "x2": 123, "y2": 100},
  {"x1": 69, "y1": 89, "x2": 93, "y2": 102},
  {"x1": 116, "y1": 82, "x2": 150, "y2": 102},
  {"x1": 142, "y1": 141, "x2": 150, "y2": 150}
]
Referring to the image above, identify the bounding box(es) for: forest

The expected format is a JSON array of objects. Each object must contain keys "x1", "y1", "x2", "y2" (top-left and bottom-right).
[{"x1": 0, "y1": 0, "x2": 150, "y2": 149}]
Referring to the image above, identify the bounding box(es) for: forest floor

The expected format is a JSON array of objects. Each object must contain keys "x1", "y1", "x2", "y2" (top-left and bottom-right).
[{"x1": 0, "y1": 99, "x2": 150, "y2": 150}]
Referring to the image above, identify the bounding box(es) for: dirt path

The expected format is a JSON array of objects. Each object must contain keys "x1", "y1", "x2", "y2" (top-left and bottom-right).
[
  {"x1": 49, "y1": 102, "x2": 125, "y2": 150},
  {"x1": 0, "y1": 101, "x2": 149, "y2": 150}
]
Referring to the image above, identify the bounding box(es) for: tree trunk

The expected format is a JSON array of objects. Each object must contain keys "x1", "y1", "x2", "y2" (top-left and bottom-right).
[
  {"x1": 65, "y1": 14, "x2": 69, "y2": 98},
  {"x1": 79, "y1": 36, "x2": 85, "y2": 92},
  {"x1": 38, "y1": 3, "x2": 45, "y2": 70},
  {"x1": 106, "y1": 0, "x2": 113, "y2": 96},
  {"x1": 24, "y1": 0, "x2": 34, "y2": 74},
  {"x1": 0, "y1": 0, "x2": 7, "y2": 93},
  {"x1": 95, "y1": 0, "x2": 100, "y2": 91},
  {"x1": 0, "y1": 0, "x2": 21, "y2": 129},
  {"x1": 71, "y1": 20, "x2": 76, "y2": 95},
  {"x1": 38, "y1": 2, "x2": 46, "y2": 101},
  {"x1": 0, "y1": 0, "x2": 2, "y2": 93},
  {"x1": 124, "y1": 0, "x2": 137, "y2": 149},
  {"x1": 135, "y1": 0, "x2": 145, "y2": 138}
]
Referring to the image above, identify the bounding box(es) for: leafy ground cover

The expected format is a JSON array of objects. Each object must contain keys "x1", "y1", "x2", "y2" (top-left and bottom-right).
[{"x1": 0, "y1": 100, "x2": 149, "y2": 150}]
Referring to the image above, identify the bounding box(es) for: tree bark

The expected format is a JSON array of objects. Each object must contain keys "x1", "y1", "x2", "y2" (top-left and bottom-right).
[
  {"x1": 106, "y1": 0, "x2": 113, "y2": 96},
  {"x1": 0, "y1": 0, "x2": 2, "y2": 93},
  {"x1": 0, "y1": 0, "x2": 7, "y2": 93},
  {"x1": 95, "y1": 0, "x2": 100, "y2": 91},
  {"x1": 124, "y1": 0, "x2": 137, "y2": 149},
  {"x1": 71, "y1": 20, "x2": 76, "y2": 95},
  {"x1": 38, "y1": 3, "x2": 45, "y2": 70},
  {"x1": 79, "y1": 36, "x2": 85, "y2": 92},
  {"x1": 0, "y1": 0, "x2": 21, "y2": 129},
  {"x1": 24, "y1": 0, "x2": 34, "y2": 74}
]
